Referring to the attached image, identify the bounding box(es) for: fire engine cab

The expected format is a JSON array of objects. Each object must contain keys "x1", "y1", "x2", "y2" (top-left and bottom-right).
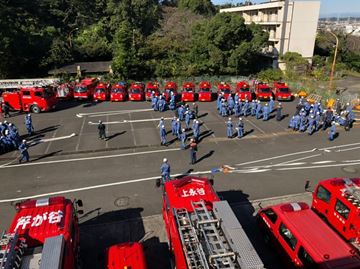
[
  {"x1": 181, "y1": 82, "x2": 195, "y2": 102},
  {"x1": 74, "y1": 78, "x2": 98, "y2": 100},
  {"x1": 0, "y1": 196, "x2": 83, "y2": 269},
  {"x1": 163, "y1": 81, "x2": 178, "y2": 102},
  {"x1": 311, "y1": 178, "x2": 360, "y2": 247},
  {"x1": 197, "y1": 81, "x2": 212, "y2": 102},
  {"x1": 110, "y1": 83, "x2": 128, "y2": 102},
  {"x1": 128, "y1": 82, "x2": 145, "y2": 101},
  {"x1": 1, "y1": 87, "x2": 57, "y2": 113},
  {"x1": 106, "y1": 242, "x2": 147, "y2": 269},
  {"x1": 217, "y1": 82, "x2": 232, "y2": 100},
  {"x1": 236, "y1": 81, "x2": 252, "y2": 101},
  {"x1": 93, "y1": 82, "x2": 110, "y2": 101},
  {"x1": 255, "y1": 83, "x2": 273, "y2": 100},
  {"x1": 257, "y1": 202, "x2": 360, "y2": 269},
  {"x1": 273, "y1": 82, "x2": 292, "y2": 101},
  {"x1": 162, "y1": 176, "x2": 264, "y2": 269},
  {"x1": 145, "y1": 81, "x2": 160, "y2": 101}
]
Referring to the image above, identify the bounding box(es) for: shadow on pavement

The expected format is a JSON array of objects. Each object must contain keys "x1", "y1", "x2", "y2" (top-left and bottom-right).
[
  {"x1": 197, "y1": 112, "x2": 208, "y2": 119},
  {"x1": 79, "y1": 207, "x2": 170, "y2": 269},
  {"x1": 198, "y1": 130, "x2": 214, "y2": 143},
  {"x1": 30, "y1": 150, "x2": 62, "y2": 162},
  {"x1": 54, "y1": 100, "x2": 85, "y2": 112},
  {"x1": 106, "y1": 131, "x2": 126, "y2": 140},
  {"x1": 196, "y1": 150, "x2": 214, "y2": 163},
  {"x1": 217, "y1": 190, "x2": 285, "y2": 269}
]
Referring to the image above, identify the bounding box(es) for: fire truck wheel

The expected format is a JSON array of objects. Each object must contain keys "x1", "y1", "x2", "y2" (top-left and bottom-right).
[{"x1": 31, "y1": 105, "x2": 40, "y2": 113}]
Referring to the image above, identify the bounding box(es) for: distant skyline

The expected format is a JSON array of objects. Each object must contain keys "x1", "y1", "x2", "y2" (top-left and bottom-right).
[{"x1": 213, "y1": 0, "x2": 360, "y2": 17}]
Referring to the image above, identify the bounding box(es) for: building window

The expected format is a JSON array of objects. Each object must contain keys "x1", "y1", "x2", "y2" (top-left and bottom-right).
[
  {"x1": 279, "y1": 223, "x2": 297, "y2": 250},
  {"x1": 298, "y1": 246, "x2": 317, "y2": 268},
  {"x1": 335, "y1": 199, "x2": 350, "y2": 220},
  {"x1": 316, "y1": 186, "x2": 331, "y2": 203}
]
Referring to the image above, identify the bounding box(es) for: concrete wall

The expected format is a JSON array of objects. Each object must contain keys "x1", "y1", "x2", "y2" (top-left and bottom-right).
[{"x1": 287, "y1": 1, "x2": 321, "y2": 58}]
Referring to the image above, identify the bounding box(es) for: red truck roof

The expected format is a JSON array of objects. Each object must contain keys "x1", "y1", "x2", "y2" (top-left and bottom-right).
[
  {"x1": 146, "y1": 81, "x2": 159, "y2": 89},
  {"x1": 80, "y1": 78, "x2": 97, "y2": 85},
  {"x1": 217, "y1": 82, "x2": 231, "y2": 90},
  {"x1": 164, "y1": 177, "x2": 219, "y2": 212},
  {"x1": 165, "y1": 81, "x2": 177, "y2": 89},
  {"x1": 182, "y1": 82, "x2": 195, "y2": 89},
  {"x1": 267, "y1": 202, "x2": 360, "y2": 268},
  {"x1": 163, "y1": 177, "x2": 264, "y2": 269},
  {"x1": 107, "y1": 242, "x2": 147, "y2": 269},
  {"x1": 236, "y1": 81, "x2": 249, "y2": 89},
  {"x1": 9, "y1": 197, "x2": 74, "y2": 246},
  {"x1": 199, "y1": 81, "x2": 210, "y2": 89}
]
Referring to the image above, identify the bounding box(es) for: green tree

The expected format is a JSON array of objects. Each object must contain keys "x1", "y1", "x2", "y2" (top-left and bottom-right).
[{"x1": 178, "y1": 0, "x2": 215, "y2": 15}]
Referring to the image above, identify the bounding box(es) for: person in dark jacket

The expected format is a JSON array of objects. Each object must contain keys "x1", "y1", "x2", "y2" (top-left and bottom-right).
[{"x1": 98, "y1": 120, "x2": 106, "y2": 140}]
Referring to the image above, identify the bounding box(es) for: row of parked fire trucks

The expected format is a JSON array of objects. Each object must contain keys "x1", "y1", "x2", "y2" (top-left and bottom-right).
[
  {"x1": 1, "y1": 176, "x2": 359, "y2": 269},
  {"x1": 0, "y1": 78, "x2": 292, "y2": 114}
]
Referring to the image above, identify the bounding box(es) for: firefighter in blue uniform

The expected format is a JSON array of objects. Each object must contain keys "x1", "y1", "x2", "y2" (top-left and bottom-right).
[
  {"x1": 255, "y1": 101, "x2": 262, "y2": 119},
  {"x1": 236, "y1": 118, "x2": 244, "y2": 138},
  {"x1": 263, "y1": 103, "x2": 270, "y2": 121},
  {"x1": 226, "y1": 118, "x2": 233, "y2": 138},
  {"x1": 160, "y1": 158, "x2": 171, "y2": 182},
  {"x1": 160, "y1": 124, "x2": 167, "y2": 146},
  {"x1": 307, "y1": 115, "x2": 315, "y2": 135},
  {"x1": 328, "y1": 121, "x2": 337, "y2": 141},
  {"x1": 171, "y1": 117, "x2": 177, "y2": 135},
  {"x1": 25, "y1": 114, "x2": 34, "y2": 136},
  {"x1": 251, "y1": 100, "x2": 257, "y2": 116},
  {"x1": 185, "y1": 111, "x2": 191, "y2": 130},
  {"x1": 269, "y1": 97, "x2": 275, "y2": 112},
  {"x1": 180, "y1": 129, "x2": 186, "y2": 149},
  {"x1": 18, "y1": 139, "x2": 29, "y2": 163},
  {"x1": 243, "y1": 100, "x2": 250, "y2": 116}
]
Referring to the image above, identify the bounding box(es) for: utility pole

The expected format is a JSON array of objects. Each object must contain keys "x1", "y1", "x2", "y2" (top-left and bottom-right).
[{"x1": 327, "y1": 29, "x2": 339, "y2": 91}]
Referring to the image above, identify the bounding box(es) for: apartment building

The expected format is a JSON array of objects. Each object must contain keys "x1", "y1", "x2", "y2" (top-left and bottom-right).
[{"x1": 220, "y1": 0, "x2": 321, "y2": 67}]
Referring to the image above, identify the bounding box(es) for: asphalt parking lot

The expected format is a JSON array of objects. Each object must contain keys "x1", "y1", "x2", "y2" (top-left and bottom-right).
[{"x1": 0, "y1": 98, "x2": 359, "y2": 268}]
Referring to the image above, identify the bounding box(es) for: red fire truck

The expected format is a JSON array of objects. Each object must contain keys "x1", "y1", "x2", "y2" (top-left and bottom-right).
[
  {"x1": 161, "y1": 176, "x2": 264, "y2": 269},
  {"x1": 273, "y1": 81, "x2": 292, "y2": 101},
  {"x1": 255, "y1": 83, "x2": 273, "y2": 100},
  {"x1": 56, "y1": 83, "x2": 74, "y2": 99},
  {"x1": 163, "y1": 81, "x2": 178, "y2": 102},
  {"x1": 257, "y1": 202, "x2": 360, "y2": 269},
  {"x1": 197, "y1": 81, "x2": 212, "y2": 102},
  {"x1": 236, "y1": 81, "x2": 252, "y2": 101},
  {"x1": 106, "y1": 242, "x2": 147, "y2": 269},
  {"x1": 310, "y1": 178, "x2": 360, "y2": 247},
  {"x1": 0, "y1": 196, "x2": 83, "y2": 269},
  {"x1": 74, "y1": 78, "x2": 98, "y2": 100},
  {"x1": 217, "y1": 82, "x2": 232, "y2": 100},
  {"x1": 145, "y1": 81, "x2": 160, "y2": 101},
  {"x1": 93, "y1": 82, "x2": 110, "y2": 101},
  {"x1": 1, "y1": 86, "x2": 57, "y2": 113},
  {"x1": 110, "y1": 84, "x2": 128, "y2": 102},
  {"x1": 128, "y1": 82, "x2": 145, "y2": 101},
  {"x1": 181, "y1": 82, "x2": 195, "y2": 102}
]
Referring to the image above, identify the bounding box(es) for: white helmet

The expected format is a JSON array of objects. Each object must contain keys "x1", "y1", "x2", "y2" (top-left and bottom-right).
[
  {"x1": 228, "y1": 118, "x2": 231, "y2": 121},
  {"x1": 22, "y1": 139, "x2": 26, "y2": 143},
  {"x1": 239, "y1": 117, "x2": 242, "y2": 120},
  {"x1": 163, "y1": 158, "x2": 167, "y2": 163}
]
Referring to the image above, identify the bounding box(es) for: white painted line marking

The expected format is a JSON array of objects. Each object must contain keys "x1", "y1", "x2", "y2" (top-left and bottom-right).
[
  {"x1": 275, "y1": 162, "x2": 360, "y2": 171},
  {"x1": 31, "y1": 133, "x2": 76, "y2": 144},
  {"x1": 129, "y1": 113, "x2": 137, "y2": 146},
  {"x1": 274, "y1": 154, "x2": 322, "y2": 166},
  {"x1": 244, "y1": 118, "x2": 266, "y2": 134},
  {"x1": 44, "y1": 120, "x2": 61, "y2": 154},
  {"x1": 335, "y1": 146, "x2": 360, "y2": 152},
  {"x1": 76, "y1": 108, "x2": 153, "y2": 118},
  {"x1": 88, "y1": 117, "x2": 173, "y2": 125},
  {"x1": 0, "y1": 148, "x2": 180, "y2": 169},
  {"x1": 311, "y1": 160, "x2": 336, "y2": 164},
  {"x1": 76, "y1": 117, "x2": 86, "y2": 151},
  {"x1": 0, "y1": 170, "x2": 211, "y2": 203},
  {"x1": 236, "y1": 142, "x2": 360, "y2": 166}
]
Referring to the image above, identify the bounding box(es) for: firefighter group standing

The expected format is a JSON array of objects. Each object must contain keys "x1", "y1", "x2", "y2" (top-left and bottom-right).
[{"x1": 288, "y1": 97, "x2": 355, "y2": 141}]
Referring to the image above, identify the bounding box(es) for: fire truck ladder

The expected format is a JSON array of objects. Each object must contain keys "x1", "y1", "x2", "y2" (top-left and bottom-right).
[
  {"x1": 343, "y1": 178, "x2": 360, "y2": 209},
  {"x1": 192, "y1": 201, "x2": 237, "y2": 269},
  {"x1": 0, "y1": 232, "x2": 27, "y2": 269},
  {"x1": 175, "y1": 208, "x2": 209, "y2": 269}
]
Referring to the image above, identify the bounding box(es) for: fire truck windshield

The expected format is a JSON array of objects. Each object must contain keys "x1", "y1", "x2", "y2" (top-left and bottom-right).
[
  {"x1": 260, "y1": 88, "x2": 271, "y2": 93},
  {"x1": 112, "y1": 88, "x2": 124, "y2": 93},
  {"x1": 74, "y1": 86, "x2": 87, "y2": 93},
  {"x1": 131, "y1": 88, "x2": 140, "y2": 94},
  {"x1": 184, "y1": 88, "x2": 193, "y2": 92},
  {"x1": 200, "y1": 88, "x2": 210, "y2": 92},
  {"x1": 238, "y1": 87, "x2": 249, "y2": 92},
  {"x1": 279, "y1": 87, "x2": 289, "y2": 93},
  {"x1": 222, "y1": 89, "x2": 231, "y2": 94},
  {"x1": 96, "y1": 88, "x2": 105, "y2": 93}
]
